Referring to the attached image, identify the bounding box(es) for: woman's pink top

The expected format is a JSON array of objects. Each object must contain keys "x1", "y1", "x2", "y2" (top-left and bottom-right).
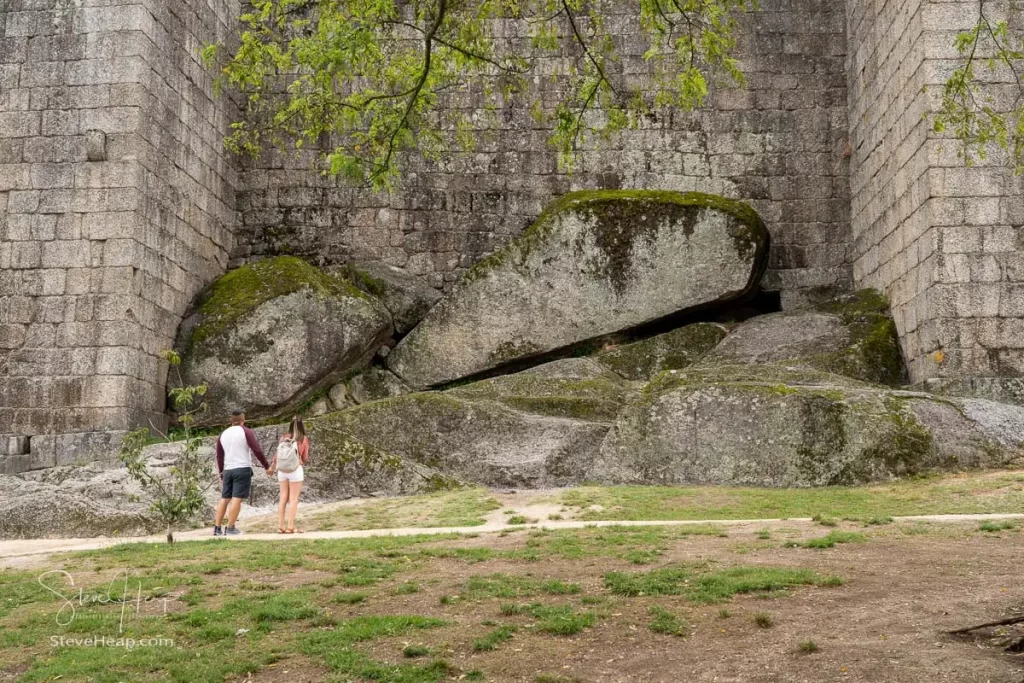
[{"x1": 272, "y1": 433, "x2": 310, "y2": 469}]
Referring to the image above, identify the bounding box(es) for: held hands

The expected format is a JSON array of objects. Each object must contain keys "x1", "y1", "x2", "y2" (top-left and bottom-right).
[{"x1": 266, "y1": 467, "x2": 274, "y2": 477}]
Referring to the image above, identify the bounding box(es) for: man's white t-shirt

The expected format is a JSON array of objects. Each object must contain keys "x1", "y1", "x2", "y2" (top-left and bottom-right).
[{"x1": 216, "y1": 424, "x2": 268, "y2": 472}]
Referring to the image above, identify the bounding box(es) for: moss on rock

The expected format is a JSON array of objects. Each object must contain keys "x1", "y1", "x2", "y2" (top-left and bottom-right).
[
  {"x1": 447, "y1": 365, "x2": 633, "y2": 422},
  {"x1": 464, "y1": 190, "x2": 768, "y2": 287},
  {"x1": 596, "y1": 323, "x2": 729, "y2": 381},
  {"x1": 811, "y1": 289, "x2": 906, "y2": 386},
  {"x1": 694, "y1": 289, "x2": 906, "y2": 387},
  {"x1": 190, "y1": 256, "x2": 367, "y2": 350}
]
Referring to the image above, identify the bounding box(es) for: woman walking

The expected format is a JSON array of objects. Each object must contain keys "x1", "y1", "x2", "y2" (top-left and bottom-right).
[{"x1": 269, "y1": 416, "x2": 310, "y2": 534}]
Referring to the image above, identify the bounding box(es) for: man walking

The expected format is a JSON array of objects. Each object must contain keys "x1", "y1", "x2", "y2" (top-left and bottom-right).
[{"x1": 213, "y1": 409, "x2": 271, "y2": 536}]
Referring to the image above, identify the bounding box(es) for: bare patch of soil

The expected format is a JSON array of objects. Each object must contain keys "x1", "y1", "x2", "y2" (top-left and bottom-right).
[
  {"x1": 227, "y1": 657, "x2": 330, "y2": 682},
  {"x1": 321, "y1": 523, "x2": 1024, "y2": 682}
]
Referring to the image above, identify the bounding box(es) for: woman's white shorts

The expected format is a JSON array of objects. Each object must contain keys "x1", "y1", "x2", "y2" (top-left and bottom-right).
[{"x1": 277, "y1": 465, "x2": 304, "y2": 483}]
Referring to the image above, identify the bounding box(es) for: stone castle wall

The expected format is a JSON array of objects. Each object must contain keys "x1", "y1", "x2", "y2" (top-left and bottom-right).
[
  {"x1": 0, "y1": 0, "x2": 239, "y2": 470},
  {"x1": 2, "y1": 0, "x2": 1024, "y2": 473},
  {"x1": 232, "y1": 0, "x2": 852, "y2": 308},
  {"x1": 848, "y1": 0, "x2": 1024, "y2": 399}
]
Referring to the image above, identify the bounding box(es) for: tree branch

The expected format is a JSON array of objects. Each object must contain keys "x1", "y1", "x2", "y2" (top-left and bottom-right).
[{"x1": 561, "y1": 0, "x2": 618, "y2": 96}]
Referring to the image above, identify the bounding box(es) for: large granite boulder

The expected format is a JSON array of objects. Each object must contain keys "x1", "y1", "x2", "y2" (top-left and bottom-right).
[
  {"x1": 346, "y1": 367, "x2": 413, "y2": 404},
  {"x1": 387, "y1": 191, "x2": 769, "y2": 388},
  {"x1": 0, "y1": 477, "x2": 155, "y2": 539},
  {"x1": 176, "y1": 256, "x2": 392, "y2": 426},
  {"x1": 594, "y1": 366, "x2": 1024, "y2": 487},
  {"x1": 347, "y1": 261, "x2": 442, "y2": 334},
  {"x1": 594, "y1": 323, "x2": 730, "y2": 381},
  {"x1": 697, "y1": 290, "x2": 905, "y2": 386},
  {"x1": 310, "y1": 358, "x2": 634, "y2": 488}
]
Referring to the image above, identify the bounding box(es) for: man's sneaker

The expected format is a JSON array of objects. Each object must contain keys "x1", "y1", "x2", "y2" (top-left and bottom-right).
[
  {"x1": 225, "y1": 526, "x2": 243, "y2": 536},
  {"x1": 213, "y1": 526, "x2": 223, "y2": 536}
]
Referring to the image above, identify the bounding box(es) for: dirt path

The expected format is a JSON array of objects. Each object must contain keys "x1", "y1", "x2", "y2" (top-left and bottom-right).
[{"x1": 2, "y1": 513, "x2": 1023, "y2": 569}]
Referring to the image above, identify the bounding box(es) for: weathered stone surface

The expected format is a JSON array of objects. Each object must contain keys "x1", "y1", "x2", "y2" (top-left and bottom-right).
[
  {"x1": 307, "y1": 397, "x2": 331, "y2": 417},
  {"x1": 347, "y1": 367, "x2": 412, "y2": 404},
  {"x1": 347, "y1": 262, "x2": 442, "y2": 334},
  {"x1": 315, "y1": 393, "x2": 609, "y2": 488},
  {"x1": 594, "y1": 367, "x2": 1024, "y2": 487},
  {"x1": 696, "y1": 290, "x2": 905, "y2": 386},
  {"x1": 242, "y1": 424, "x2": 444, "y2": 502},
  {"x1": 595, "y1": 323, "x2": 730, "y2": 381},
  {"x1": 447, "y1": 357, "x2": 634, "y2": 422},
  {"x1": 328, "y1": 382, "x2": 354, "y2": 410},
  {"x1": 176, "y1": 257, "x2": 392, "y2": 426},
  {"x1": 387, "y1": 191, "x2": 769, "y2": 388}
]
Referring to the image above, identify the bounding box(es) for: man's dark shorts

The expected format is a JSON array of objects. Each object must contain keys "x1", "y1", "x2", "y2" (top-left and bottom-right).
[{"x1": 221, "y1": 467, "x2": 253, "y2": 499}]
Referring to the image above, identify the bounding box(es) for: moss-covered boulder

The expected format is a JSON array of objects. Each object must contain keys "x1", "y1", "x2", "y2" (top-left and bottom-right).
[
  {"x1": 288, "y1": 358, "x2": 634, "y2": 488},
  {"x1": 176, "y1": 256, "x2": 393, "y2": 426},
  {"x1": 696, "y1": 290, "x2": 905, "y2": 386},
  {"x1": 447, "y1": 358, "x2": 635, "y2": 422},
  {"x1": 347, "y1": 261, "x2": 441, "y2": 334},
  {"x1": 595, "y1": 323, "x2": 730, "y2": 381},
  {"x1": 387, "y1": 190, "x2": 769, "y2": 388},
  {"x1": 593, "y1": 366, "x2": 1022, "y2": 487}
]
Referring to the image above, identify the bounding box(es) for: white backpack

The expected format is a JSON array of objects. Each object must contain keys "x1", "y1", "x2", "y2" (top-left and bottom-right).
[{"x1": 275, "y1": 437, "x2": 301, "y2": 473}]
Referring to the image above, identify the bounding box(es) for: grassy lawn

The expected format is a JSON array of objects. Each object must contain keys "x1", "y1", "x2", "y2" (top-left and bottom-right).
[
  {"x1": 240, "y1": 470, "x2": 1024, "y2": 534},
  {"x1": 247, "y1": 488, "x2": 502, "y2": 533},
  {"x1": 2, "y1": 514, "x2": 1023, "y2": 682},
  {"x1": 0, "y1": 524, "x2": 849, "y2": 682},
  {"x1": 556, "y1": 470, "x2": 1024, "y2": 521}
]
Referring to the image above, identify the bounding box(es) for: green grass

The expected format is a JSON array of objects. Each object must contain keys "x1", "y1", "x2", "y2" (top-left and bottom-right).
[
  {"x1": 557, "y1": 472, "x2": 1024, "y2": 521},
  {"x1": 753, "y1": 611, "x2": 774, "y2": 628},
  {"x1": 394, "y1": 581, "x2": 421, "y2": 595},
  {"x1": 531, "y1": 604, "x2": 597, "y2": 636},
  {"x1": 472, "y1": 624, "x2": 517, "y2": 651},
  {"x1": 506, "y1": 515, "x2": 529, "y2": 525},
  {"x1": 812, "y1": 514, "x2": 838, "y2": 527},
  {"x1": 509, "y1": 524, "x2": 724, "y2": 564},
  {"x1": 494, "y1": 602, "x2": 596, "y2": 635},
  {"x1": 403, "y1": 645, "x2": 431, "y2": 658},
  {"x1": 604, "y1": 564, "x2": 842, "y2": 602},
  {"x1": 462, "y1": 574, "x2": 582, "y2": 599},
  {"x1": 979, "y1": 519, "x2": 1019, "y2": 532},
  {"x1": 252, "y1": 488, "x2": 502, "y2": 532},
  {"x1": 334, "y1": 591, "x2": 370, "y2": 604},
  {"x1": 798, "y1": 639, "x2": 819, "y2": 653},
  {"x1": 647, "y1": 606, "x2": 688, "y2": 636},
  {"x1": 787, "y1": 531, "x2": 866, "y2": 549}
]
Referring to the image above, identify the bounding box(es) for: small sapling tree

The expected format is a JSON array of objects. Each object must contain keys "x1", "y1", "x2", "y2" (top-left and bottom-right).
[{"x1": 119, "y1": 351, "x2": 212, "y2": 544}]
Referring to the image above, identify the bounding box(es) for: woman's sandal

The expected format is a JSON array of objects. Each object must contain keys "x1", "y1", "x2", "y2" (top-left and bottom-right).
[
  {"x1": 278, "y1": 528, "x2": 287, "y2": 534},
  {"x1": 285, "y1": 528, "x2": 304, "y2": 534}
]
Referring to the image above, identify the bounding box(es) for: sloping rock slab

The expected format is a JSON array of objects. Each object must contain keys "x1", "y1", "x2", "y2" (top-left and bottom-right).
[
  {"x1": 243, "y1": 423, "x2": 442, "y2": 501},
  {"x1": 594, "y1": 368, "x2": 1024, "y2": 487},
  {"x1": 177, "y1": 256, "x2": 392, "y2": 426},
  {"x1": 697, "y1": 290, "x2": 905, "y2": 386},
  {"x1": 446, "y1": 357, "x2": 635, "y2": 422},
  {"x1": 595, "y1": 323, "x2": 729, "y2": 381},
  {"x1": 347, "y1": 261, "x2": 442, "y2": 333},
  {"x1": 0, "y1": 488, "x2": 155, "y2": 539},
  {"x1": 315, "y1": 392, "x2": 610, "y2": 488},
  {"x1": 388, "y1": 190, "x2": 769, "y2": 388},
  {"x1": 347, "y1": 367, "x2": 412, "y2": 405}
]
